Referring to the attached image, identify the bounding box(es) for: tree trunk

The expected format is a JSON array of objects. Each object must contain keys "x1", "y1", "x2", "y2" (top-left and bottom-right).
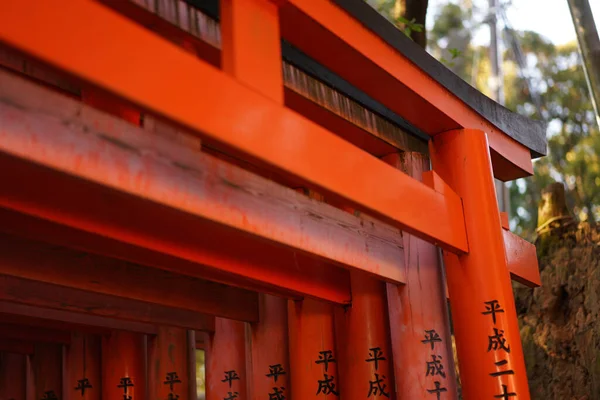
[{"x1": 395, "y1": 0, "x2": 429, "y2": 48}]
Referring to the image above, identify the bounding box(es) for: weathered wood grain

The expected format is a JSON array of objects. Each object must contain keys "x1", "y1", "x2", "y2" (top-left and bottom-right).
[
  {"x1": 0, "y1": 274, "x2": 216, "y2": 331},
  {"x1": 0, "y1": 69, "x2": 405, "y2": 283},
  {"x1": 0, "y1": 233, "x2": 259, "y2": 322}
]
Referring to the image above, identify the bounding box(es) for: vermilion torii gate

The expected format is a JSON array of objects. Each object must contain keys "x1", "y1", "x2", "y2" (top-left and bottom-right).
[{"x1": 0, "y1": 0, "x2": 544, "y2": 399}]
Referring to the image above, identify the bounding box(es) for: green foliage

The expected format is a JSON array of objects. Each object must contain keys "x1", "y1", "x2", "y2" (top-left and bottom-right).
[
  {"x1": 428, "y1": 2, "x2": 475, "y2": 79},
  {"x1": 429, "y1": 3, "x2": 467, "y2": 36},
  {"x1": 366, "y1": 0, "x2": 425, "y2": 42},
  {"x1": 396, "y1": 16, "x2": 424, "y2": 39},
  {"x1": 505, "y1": 34, "x2": 600, "y2": 238},
  {"x1": 448, "y1": 48, "x2": 463, "y2": 59},
  {"x1": 440, "y1": 47, "x2": 463, "y2": 68}
]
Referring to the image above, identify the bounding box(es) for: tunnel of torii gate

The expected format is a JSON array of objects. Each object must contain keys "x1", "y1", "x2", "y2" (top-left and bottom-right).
[{"x1": 0, "y1": 0, "x2": 546, "y2": 399}]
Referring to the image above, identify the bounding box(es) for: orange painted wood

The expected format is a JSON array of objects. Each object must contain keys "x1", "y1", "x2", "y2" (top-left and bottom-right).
[
  {"x1": 0, "y1": 44, "x2": 81, "y2": 97},
  {"x1": 0, "y1": 68, "x2": 404, "y2": 286},
  {"x1": 64, "y1": 332, "x2": 101, "y2": 400},
  {"x1": 280, "y1": 0, "x2": 534, "y2": 179},
  {"x1": 335, "y1": 270, "x2": 395, "y2": 400},
  {"x1": 0, "y1": 208, "x2": 313, "y2": 306},
  {"x1": 430, "y1": 129, "x2": 531, "y2": 400},
  {"x1": 220, "y1": 3, "x2": 291, "y2": 398},
  {"x1": 424, "y1": 169, "x2": 539, "y2": 287},
  {"x1": 0, "y1": 340, "x2": 35, "y2": 355},
  {"x1": 0, "y1": 232, "x2": 260, "y2": 323},
  {"x1": 220, "y1": 0, "x2": 283, "y2": 103},
  {"x1": 0, "y1": 67, "x2": 392, "y2": 286},
  {"x1": 0, "y1": 274, "x2": 215, "y2": 332},
  {"x1": 247, "y1": 295, "x2": 290, "y2": 400},
  {"x1": 32, "y1": 343, "x2": 63, "y2": 400},
  {"x1": 422, "y1": 170, "x2": 456, "y2": 200},
  {"x1": 288, "y1": 298, "x2": 340, "y2": 399},
  {"x1": 0, "y1": 71, "x2": 381, "y2": 302},
  {"x1": 0, "y1": 150, "x2": 350, "y2": 303},
  {"x1": 148, "y1": 327, "x2": 191, "y2": 400},
  {"x1": 82, "y1": 89, "x2": 140, "y2": 125},
  {"x1": 384, "y1": 152, "x2": 458, "y2": 399},
  {"x1": 0, "y1": 324, "x2": 70, "y2": 345},
  {"x1": 102, "y1": 331, "x2": 147, "y2": 400},
  {"x1": 96, "y1": 0, "x2": 416, "y2": 159},
  {"x1": 504, "y1": 230, "x2": 541, "y2": 288},
  {"x1": 205, "y1": 319, "x2": 247, "y2": 400},
  {"x1": 0, "y1": 1, "x2": 467, "y2": 254},
  {"x1": 100, "y1": 0, "x2": 222, "y2": 67},
  {"x1": 0, "y1": 352, "x2": 27, "y2": 399},
  {"x1": 0, "y1": 302, "x2": 158, "y2": 336}
]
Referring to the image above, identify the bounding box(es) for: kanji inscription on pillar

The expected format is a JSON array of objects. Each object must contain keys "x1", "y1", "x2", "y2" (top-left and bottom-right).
[
  {"x1": 164, "y1": 371, "x2": 182, "y2": 400},
  {"x1": 266, "y1": 363, "x2": 287, "y2": 399},
  {"x1": 41, "y1": 391, "x2": 58, "y2": 400},
  {"x1": 117, "y1": 377, "x2": 135, "y2": 400},
  {"x1": 422, "y1": 329, "x2": 448, "y2": 399},
  {"x1": 314, "y1": 350, "x2": 339, "y2": 396},
  {"x1": 221, "y1": 370, "x2": 240, "y2": 388},
  {"x1": 266, "y1": 364, "x2": 286, "y2": 383},
  {"x1": 221, "y1": 370, "x2": 241, "y2": 400},
  {"x1": 483, "y1": 300, "x2": 517, "y2": 399},
  {"x1": 365, "y1": 347, "x2": 389, "y2": 398},
  {"x1": 75, "y1": 378, "x2": 93, "y2": 395}
]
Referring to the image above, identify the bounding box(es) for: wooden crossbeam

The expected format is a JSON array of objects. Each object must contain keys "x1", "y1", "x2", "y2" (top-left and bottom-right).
[
  {"x1": 500, "y1": 212, "x2": 542, "y2": 287},
  {"x1": 503, "y1": 230, "x2": 541, "y2": 287},
  {"x1": 0, "y1": 303, "x2": 158, "y2": 335},
  {"x1": 0, "y1": 0, "x2": 467, "y2": 253},
  {"x1": 0, "y1": 58, "x2": 401, "y2": 285},
  {"x1": 0, "y1": 233, "x2": 260, "y2": 322},
  {"x1": 98, "y1": 0, "x2": 428, "y2": 157},
  {"x1": 424, "y1": 171, "x2": 541, "y2": 288},
  {"x1": 0, "y1": 323, "x2": 71, "y2": 344},
  {"x1": 280, "y1": 0, "x2": 536, "y2": 179},
  {"x1": 0, "y1": 274, "x2": 216, "y2": 331},
  {"x1": 0, "y1": 339, "x2": 34, "y2": 355},
  {"x1": 0, "y1": 68, "x2": 409, "y2": 297},
  {"x1": 0, "y1": 208, "x2": 316, "y2": 303},
  {"x1": 0, "y1": 153, "x2": 352, "y2": 302}
]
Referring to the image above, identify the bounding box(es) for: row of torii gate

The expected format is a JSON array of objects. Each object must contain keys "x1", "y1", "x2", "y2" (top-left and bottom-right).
[{"x1": 0, "y1": 0, "x2": 546, "y2": 399}]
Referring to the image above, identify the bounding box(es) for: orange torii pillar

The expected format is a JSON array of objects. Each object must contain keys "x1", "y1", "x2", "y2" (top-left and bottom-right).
[
  {"x1": 335, "y1": 270, "x2": 395, "y2": 400},
  {"x1": 383, "y1": 152, "x2": 458, "y2": 399},
  {"x1": 148, "y1": 327, "x2": 192, "y2": 400},
  {"x1": 31, "y1": 343, "x2": 63, "y2": 400},
  {"x1": 430, "y1": 129, "x2": 531, "y2": 400},
  {"x1": 205, "y1": 319, "x2": 248, "y2": 400},
  {"x1": 64, "y1": 332, "x2": 101, "y2": 400},
  {"x1": 102, "y1": 331, "x2": 147, "y2": 400},
  {"x1": 220, "y1": 2, "x2": 290, "y2": 398},
  {"x1": 287, "y1": 189, "x2": 341, "y2": 397},
  {"x1": 247, "y1": 295, "x2": 290, "y2": 400},
  {"x1": 0, "y1": 352, "x2": 27, "y2": 399},
  {"x1": 289, "y1": 298, "x2": 340, "y2": 399}
]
